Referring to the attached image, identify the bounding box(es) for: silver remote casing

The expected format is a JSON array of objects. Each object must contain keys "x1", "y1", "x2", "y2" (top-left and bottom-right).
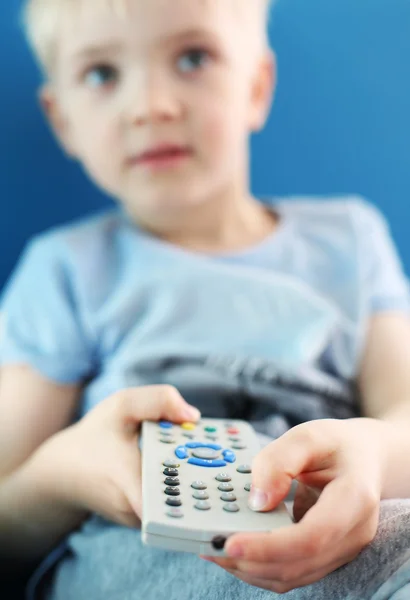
[{"x1": 141, "y1": 418, "x2": 293, "y2": 556}]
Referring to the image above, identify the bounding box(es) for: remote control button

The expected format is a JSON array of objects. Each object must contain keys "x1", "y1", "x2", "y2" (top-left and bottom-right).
[
  {"x1": 188, "y1": 458, "x2": 227, "y2": 468},
  {"x1": 164, "y1": 477, "x2": 180, "y2": 486},
  {"x1": 224, "y1": 422, "x2": 235, "y2": 428},
  {"x1": 194, "y1": 500, "x2": 211, "y2": 511},
  {"x1": 204, "y1": 426, "x2": 217, "y2": 433},
  {"x1": 220, "y1": 492, "x2": 237, "y2": 502},
  {"x1": 175, "y1": 445, "x2": 189, "y2": 459},
  {"x1": 223, "y1": 503, "x2": 240, "y2": 513},
  {"x1": 192, "y1": 490, "x2": 209, "y2": 500},
  {"x1": 163, "y1": 467, "x2": 179, "y2": 477},
  {"x1": 222, "y1": 450, "x2": 236, "y2": 463},
  {"x1": 216, "y1": 473, "x2": 231, "y2": 482},
  {"x1": 181, "y1": 422, "x2": 196, "y2": 431},
  {"x1": 227, "y1": 428, "x2": 240, "y2": 435},
  {"x1": 244, "y1": 483, "x2": 252, "y2": 492},
  {"x1": 228, "y1": 437, "x2": 241, "y2": 443},
  {"x1": 192, "y1": 448, "x2": 220, "y2": 460},
  {"x1": 160, "y1": 438, "x2": 176, "y2": 444},
  {"x1": 237, "y1": 465, "x2": 252, "y2": 474},
  {"x1": 159, "y1": 421, "x2": 174, "y2": 429},
  {"x1": 185, "y1": 442, "x2": 222, "y2": 451},
  {"x1": 205, "y1": 435, "x2": 218, "y2": 441},
  {"x1": 166, "y1": 497, "x2": 182, "y2": 507},
  {"x1": 166, "y1": 508, "x2": 183, "y2": 518},
  {"x1": 165, "y1": 487, "x2": 181, "y2": 496},
  {"x1": 159, "y1": 431, "x2": 173, "y2": 437},
  {"x1": 182, "y1": 432, "x2": 195, "y2": 439},
  {"x1": 191, "y1": 481, "x2": 207, "y2": 490},
  {"x1": 232, "y1": 443, "x2": 247, "y2": 450},
  {"x1": 218, "y1": 483, "x2": 234, "y2": 492},
  {"x1": 163, "y1": 460, "x2": 180, "y2": 468}
]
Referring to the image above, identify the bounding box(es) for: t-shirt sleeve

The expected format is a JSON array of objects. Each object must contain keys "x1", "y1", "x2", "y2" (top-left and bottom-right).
[
  {"x1": 353, "y1": 199, "x2": 410, "y2": 314},
  {"x1": 0, "y1": 235, "x2": 95, "y2": 384}
]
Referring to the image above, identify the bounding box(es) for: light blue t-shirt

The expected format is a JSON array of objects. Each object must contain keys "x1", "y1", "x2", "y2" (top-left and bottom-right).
[{"x1": 1, "y1": 196, "x2": 409, "y2": 438}]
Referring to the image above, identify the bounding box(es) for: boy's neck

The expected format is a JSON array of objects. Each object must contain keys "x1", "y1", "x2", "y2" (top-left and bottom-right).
[{"x1": 128, "y1": 190, "x2": 278, "y2": 254}]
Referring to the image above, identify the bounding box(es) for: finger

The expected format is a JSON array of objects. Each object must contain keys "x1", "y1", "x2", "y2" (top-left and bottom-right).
[
  {"x1": 248, "y1": 423, "x2": 337, "y2": 512},
  {"x1": 222, "y1": 557, "x2": 349, "y2": 595},
  {"x1": 113, "y1": 385, "x2": 201, "y2": 430},
  {"x1": 206, "y1": 544, "x2": 358, "y2": 583},
  {"x1": 226, "y1": 475, "x2": 376, "y2": 563}
]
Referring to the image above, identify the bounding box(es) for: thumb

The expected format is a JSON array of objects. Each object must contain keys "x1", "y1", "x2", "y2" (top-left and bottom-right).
[{"x1": 248, "y1": 424, "x2": 331, "y2": 512}]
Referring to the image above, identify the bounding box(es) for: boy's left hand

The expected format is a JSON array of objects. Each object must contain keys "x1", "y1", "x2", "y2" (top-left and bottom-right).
[{"x1": 202, "y1": 418, "x2": 389, "y2": 593}]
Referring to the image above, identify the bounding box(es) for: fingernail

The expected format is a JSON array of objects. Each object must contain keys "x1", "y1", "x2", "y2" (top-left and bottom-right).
[
  {"x1": 227, "y1": 545, "x2": 243, "y2": 558},
  {"x1": 248, "y1": 488, "x2": 269, "y2": 511},
  {"x1": 184, "y1": 406, "x2": 201, "y2": 421}
]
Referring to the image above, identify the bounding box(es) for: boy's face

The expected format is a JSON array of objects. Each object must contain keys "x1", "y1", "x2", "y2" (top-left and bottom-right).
[{"x1": 44, "y1": 0, "x2": 275, "y2": 221}]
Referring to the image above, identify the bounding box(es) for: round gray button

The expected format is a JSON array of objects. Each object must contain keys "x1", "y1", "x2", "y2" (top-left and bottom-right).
[
  {"x1": 232, "y1": 443, "x2": 247, "y2": 450},
  {"x1": 216, "y1": 473, "x2": 231, "y2": 482},
  {"x1": 163, "y1": 467, "x2": 179, "y2": 477},
  {"x1": 160, "y1": 431, "x2": 173, "y2": 437},
  {"x1": 164, "y1": 477, "x2": 180, "y2": 486},
  {"x1": 244, "y1": 483, "x2": 252, "y2": 492},
  {"x1": 220, "y1": 492, "x2": 237, "y2": 502},
  {"x1": 218, "y1": 483, "x2": 234, "y2": 492},
  {"x1": 223, "y1": 503, "x2": 240, "y2": 513},
  {"x1": 183, "y1": 433, "x2": 195, "y2": 439},
  {"x1": 191, "y1": 481, "x2": 207, "y2": 490},
  {"x1": 165, "y1": 487, "x2": 181, "y2": 496},
  {"x1": 192, "y1": 490, "x2": 209, "y2": 500},
  {"x1": 229, "y1": 437, "x2": 241, "y2": 442},
  {"x1": 195, "y1": 500, "x2": 211, "y2": 511},
  {"x1": 192, "y1": 448, "x2": 220, "y2": 460},
  {"x1": 167, "y1": 507, "x2": 184, "y2": 519},
  {"x1": 237, "y1": 465, "x2": 252, "y2": 474},
  {"x1": 163, "y1": 460, "x2": 181, "y2": 468},
  {"x1": 205, "y1": 435, "x2": 218, "y2": 441},
  {"x1": 160, "y1": 438, "x2": 176, "y2": 444},
  {"x1": 166, "y1": 497, "x2": 182, "y2": 507}
]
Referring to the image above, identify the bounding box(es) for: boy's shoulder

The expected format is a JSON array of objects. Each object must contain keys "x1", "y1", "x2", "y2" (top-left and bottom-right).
[
  {"x1": 275, "y1": 194, "x2": 381, "y2": 222},
  {"x1": 275, "y1": 194, "x2": 387, "y2": 243},
  {"x1": 25, "y1": 207, "x2": 128, "y2": 264},
  {"x1": 33, "y1": 207, "x2": 125, "y2": 248}
]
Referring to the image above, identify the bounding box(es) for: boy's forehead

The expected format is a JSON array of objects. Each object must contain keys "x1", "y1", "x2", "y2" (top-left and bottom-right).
[{"x1": 59, "y1": 0, "x2": 260, "y2": 54}]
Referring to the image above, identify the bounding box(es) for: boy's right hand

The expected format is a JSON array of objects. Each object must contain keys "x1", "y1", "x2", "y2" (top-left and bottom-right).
[{"x1": 32, "y1": 385, "x2": 201, "y2": 529}]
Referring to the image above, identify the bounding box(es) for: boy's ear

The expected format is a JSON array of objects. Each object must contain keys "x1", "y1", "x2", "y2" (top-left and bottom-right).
[
  {"x1": 39, "y1": 85, "x2": 77, "y2": 158},
  {"x1": 249, "y1": 49, "x2": 277, "y2": 132}
]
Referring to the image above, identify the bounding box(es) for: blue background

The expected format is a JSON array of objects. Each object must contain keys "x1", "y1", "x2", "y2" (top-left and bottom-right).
[{"x1": 1, "y1": 0, "x2": 409, "y2": 288}]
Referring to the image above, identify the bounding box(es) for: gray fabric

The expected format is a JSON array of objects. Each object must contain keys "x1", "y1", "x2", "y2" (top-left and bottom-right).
[{"x1": 44, "y1": 499, "x2": 410, "y2": 600}]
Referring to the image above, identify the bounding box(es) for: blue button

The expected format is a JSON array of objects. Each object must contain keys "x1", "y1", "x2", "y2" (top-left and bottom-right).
[
  {"x1": 175, "y1": 445, "x2": 189, "y2": 459},
  {"x1": 159, "y1": 421, "x2": 173, "y2": 429},
  {"x1": 188, "y1": 458, "x2": 227, "y2": 468},
  {"x1": 222, "y1": 450, "x2": 236, "y2": 463},
  {"x1": 185, "y1": 442, "x2": 222, "y2": 450}
]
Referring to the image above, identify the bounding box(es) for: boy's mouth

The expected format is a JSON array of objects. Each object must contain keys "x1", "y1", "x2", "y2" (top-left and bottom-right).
[{"x1": 128, "y1": 143, "x2": 193, "y2": 171}]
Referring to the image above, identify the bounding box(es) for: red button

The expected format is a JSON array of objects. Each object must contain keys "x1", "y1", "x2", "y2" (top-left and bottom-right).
[{"x1": 227, "y1": 428, "x2": 240, "y2": 435}]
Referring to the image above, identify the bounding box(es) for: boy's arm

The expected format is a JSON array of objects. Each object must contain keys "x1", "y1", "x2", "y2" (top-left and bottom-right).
[
  {"x1": 0, "y1": 365, "x2": 87, "y2": 574},
  {"x1": 358, "y1": 312, "x2": 410, "y2": 498}
]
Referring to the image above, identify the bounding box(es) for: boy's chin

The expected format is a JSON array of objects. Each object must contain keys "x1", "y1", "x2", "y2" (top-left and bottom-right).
[{"x1": 124, "y1": 189, "x2": 209, "y2": 217}]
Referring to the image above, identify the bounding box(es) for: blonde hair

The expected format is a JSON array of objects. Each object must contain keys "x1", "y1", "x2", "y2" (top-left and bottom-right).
[{"x1": 22, "y1": 0, "x2": 274, "y2": 76}]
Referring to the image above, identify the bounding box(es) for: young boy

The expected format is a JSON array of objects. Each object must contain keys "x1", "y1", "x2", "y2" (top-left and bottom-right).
[{"x1": 2, "y1": 0, "x2": 410, "y2": 598}]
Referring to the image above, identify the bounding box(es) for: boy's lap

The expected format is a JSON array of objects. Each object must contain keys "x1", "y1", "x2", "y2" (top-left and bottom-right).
[{"x1": 44, "y1": 500, "x2": 410, "y2": 600}]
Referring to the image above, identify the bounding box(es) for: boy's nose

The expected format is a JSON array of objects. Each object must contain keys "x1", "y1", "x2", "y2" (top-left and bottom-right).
[{"x1": 126, "y1": 74, "x2": 183, "y2": 126}]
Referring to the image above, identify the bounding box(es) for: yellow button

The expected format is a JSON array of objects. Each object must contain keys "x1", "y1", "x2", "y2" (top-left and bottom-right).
[{"x1": 181, "y1": 422, "x2": 196, "y2": 431}]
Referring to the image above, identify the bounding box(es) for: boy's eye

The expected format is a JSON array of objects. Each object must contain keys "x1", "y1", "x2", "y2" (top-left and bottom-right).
[
  {"x1": 84, "y1": 64, "x2": 119, "y2": 88},
  {"x1": 176, "y1": 48, "x2": 211, "y2": 74}
]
